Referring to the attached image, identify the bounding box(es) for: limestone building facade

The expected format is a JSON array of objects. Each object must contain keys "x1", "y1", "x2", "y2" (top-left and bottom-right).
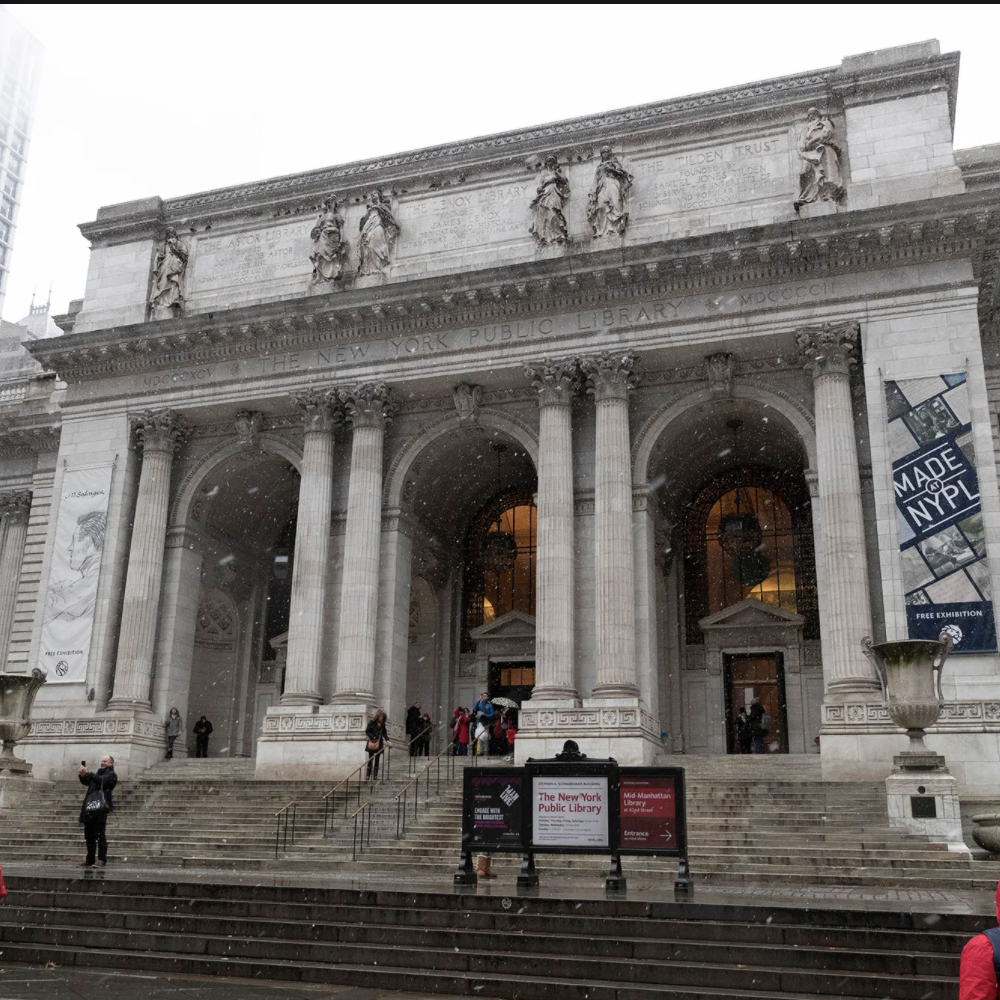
[{"x1": 3, "y1": 41, "x2": 1000, "y2": 796}]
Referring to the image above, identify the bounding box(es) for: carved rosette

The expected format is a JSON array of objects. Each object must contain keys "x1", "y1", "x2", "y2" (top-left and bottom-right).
[
  {"x1": 234, "y1": 410, "x2": 264, "y2": 449},
  {"x1": 452, "y1": 383, "x2": 483, "y2": 424},
  {"x1": 580, "y1": 352, "x2": 640, "y2": 401},
  {"x1": 340, "y1": 383, "x2": 398, "y2": 429},
  {"x1": 131, "y1": 409, "x2": 188, "y2": 454},
  {"x1": 797, "y1": 322, "x2": 860, "y2": 379},
  {"x1": 0, "y1": 489, "x2": 32, "y2": 525},
  {"x1": 524, "y1": 358, "x2": 581, "y2": 408},
  {"x1": 290, "y1": 389, "x2": 342, "y2": 435}
]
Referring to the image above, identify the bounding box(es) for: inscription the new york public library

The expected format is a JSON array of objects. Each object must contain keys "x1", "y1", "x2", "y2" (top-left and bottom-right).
[{"x1": 139, "y1": 279, "x2": 834, "y2": 390}]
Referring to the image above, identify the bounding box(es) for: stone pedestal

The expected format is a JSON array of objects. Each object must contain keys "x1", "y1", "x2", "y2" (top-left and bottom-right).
[
  {"x1": 0, "y1": 775, "x2": 53, "y2": 813},
  {"x1": 255, "y1": 704, "x2": 373, "y2": 780},
  {"x1": 885, "y1": 767, "x2": 968, "y2": 852}
]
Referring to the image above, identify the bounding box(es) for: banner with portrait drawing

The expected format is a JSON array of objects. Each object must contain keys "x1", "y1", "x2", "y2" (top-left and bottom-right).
[
  {"x1": 38, "y1": 464, "x2": 114, "y2": 683},
  {"x1": 886, "y1": 373, "x2": 997, "y2": 652}
]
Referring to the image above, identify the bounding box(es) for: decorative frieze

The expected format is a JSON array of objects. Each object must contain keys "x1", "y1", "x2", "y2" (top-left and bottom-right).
[
  {"x1": 519, "y1": 706, "x2": 659, "y2": 737},
  {"x1": 822, "y1": 700, "x2": 1000, "y2": 731},
  {"x1": 26, "y1": 716, "x2": 163, "y2": 743},
  {"x1": 259, "y1": 709, "x2": 367, "y2": 737}
]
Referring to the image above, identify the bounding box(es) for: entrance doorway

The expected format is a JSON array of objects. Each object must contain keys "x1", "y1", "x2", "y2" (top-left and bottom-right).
[
  {"x1": 488, "y1": 661, "x2": 535, "y2": 709},
  {"x1": 724, "y1": 653, "x2": 788, "y2": 754}
]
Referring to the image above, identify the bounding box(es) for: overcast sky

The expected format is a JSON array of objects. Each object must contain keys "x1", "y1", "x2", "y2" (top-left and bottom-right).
[{"x1": 3, "y1": 3, "x2": 998, "y2": 322}]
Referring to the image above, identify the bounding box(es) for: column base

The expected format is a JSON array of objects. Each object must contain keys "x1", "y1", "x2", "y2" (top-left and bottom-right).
[
  {"x1": 279, "y1": 694, "x2": 323, "y2": 707},
  {"x1": 823, "y1": 680, "x2": 883, "y2": 701},
  {"x1": 255, "y1": 703, "x2": 377, "y2": 780},
  {"x1": 590, "y1": 684, "x2": 641, "y2": 701},
  {"x1": 522, "y1": 688, "x2": 580, "y2": 709},
  {"x1": 517, "y1": 697, "x2": 660, "y2": 766}
]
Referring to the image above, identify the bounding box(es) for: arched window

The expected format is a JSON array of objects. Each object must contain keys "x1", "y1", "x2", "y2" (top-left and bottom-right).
[
  {"x1": 462, "y1": 491, "x2": 537, "y2": 650},
  {"x1": 705, "y1": 487, "x2": 797, "y2": 613}
]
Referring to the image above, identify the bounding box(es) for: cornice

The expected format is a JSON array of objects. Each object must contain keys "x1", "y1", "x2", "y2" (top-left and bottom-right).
[
  {"x1": 30, "y1": 192, "x2": 1000, "y2": 384},
  {"x1": 0, "y1": 421, "x2": 61, "y2": 458}
]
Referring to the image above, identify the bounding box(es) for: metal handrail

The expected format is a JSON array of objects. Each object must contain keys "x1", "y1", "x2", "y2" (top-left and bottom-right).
[
  {"x1": 350, "y1": 799, "x2": 376, "y2": 860},
  {"x1": 395, "y1": 741, "x2": 457, "y2": 839},
  {"x1": 274, "y1": 801, "x2": 297, "y2": 857}
]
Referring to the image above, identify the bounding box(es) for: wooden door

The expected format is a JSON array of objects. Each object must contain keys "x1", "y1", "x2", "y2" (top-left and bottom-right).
[{"x1": 724, "y1": 653, "x2": 788, "y2": 754}]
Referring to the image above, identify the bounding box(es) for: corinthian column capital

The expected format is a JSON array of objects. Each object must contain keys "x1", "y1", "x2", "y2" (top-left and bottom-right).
[
  {"x1": 580, "y1": 351, "x2": 640, "y2": 402},
  {"x1": 131, "y1": 409, "x2": 188, "y2": 454},
  {"x1": 0, "y1": 489, "x2": 32, "y2": 524},
  {"x1": 524, "y1": 357, "x2": 581, "y2": 407},
  {"x1": 339, "y1": 383, "x2": 398, "y2": 429},
  {"x1": 797, "y1": 322, "x2": 860, "y2": 379},
  {"x1": 290, "y1": 389, "x2": 343, "y2": 434}
]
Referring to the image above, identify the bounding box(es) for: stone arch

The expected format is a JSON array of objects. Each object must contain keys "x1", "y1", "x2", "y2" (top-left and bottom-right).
[
  {"x1": 632, "y1": 381, "x2": 817, "y2": 486},
  {"x1": 384, "y1": 407, "x2": 539, "y2": 508},
  {"x1": 171, "y1": 433, "x2": 303, "y2": 526}
]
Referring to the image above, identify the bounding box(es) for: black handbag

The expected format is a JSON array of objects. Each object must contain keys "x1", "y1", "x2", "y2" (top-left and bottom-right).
[{"x1": 83, "y1": 787, "x2": 109, "y2": 819}]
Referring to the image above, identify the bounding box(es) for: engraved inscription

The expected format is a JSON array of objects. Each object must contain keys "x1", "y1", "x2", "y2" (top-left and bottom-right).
[
  {"x1": 396, "y1": 183, "x2": 532, "y2": 256},
  {"x1": 633, "y1": 135, "x2": 790, "y2": 215},
  {"x1": 189, "y1": 221, "x2": 313, "y2": 292}
]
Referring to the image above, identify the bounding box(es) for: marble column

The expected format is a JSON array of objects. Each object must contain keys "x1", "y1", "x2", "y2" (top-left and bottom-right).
[
  {"x1": 333, "y1": 383, "x2": 396, "y2": 704},
  {"x1": 582, "y1": 352, "x2": 640, "y2": 699},
  {"x1": 109, "y1": 410, "x2": 187, "y2": 709},
  {"x1": 0, "y1": 490, "x2": 31, "y2": 665},
  {"x1": 798, "y1": 322, "x2": 879, "y2": 696},
  {"x1": 524, "y1": 359, "x2": 580, "y2": 702},
  {"x1": 282, "y1": 389, "x2": 341, "y2": 706}
]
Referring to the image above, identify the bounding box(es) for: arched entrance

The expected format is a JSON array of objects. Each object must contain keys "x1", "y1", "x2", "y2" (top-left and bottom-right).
[
  {"x1": 640, "y1": 392, "x2": 821, "y2": 756},
  {"x1": 183, "y1": 451, "x2": 300, "y2": 756}
]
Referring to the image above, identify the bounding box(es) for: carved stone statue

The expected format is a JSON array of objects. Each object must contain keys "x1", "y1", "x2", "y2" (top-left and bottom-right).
[
  {"x1": 149, "y1": 227, "x2": 188, "y2": 320},
  {"x1": 587, "y1": 147, "x2": 633, "y2": 238},
  {"x1": 795, "y1": 108, "x2": 845, "y2": 209},
  {"x1": 529, "y1": 155, "x2": 570, "y2": 245},
  {"x1": 357, "y1": 190, "x2": 400, "y2": 277},
  {"x1": 453, "y1": 383, "x2": 483, "y2": 424},
  {"x1": 705, "y1": 353, "x2": 735, "y2": 397},
  {"x1": 310, "y1": 199, "x2": 346, "y2": 283}
]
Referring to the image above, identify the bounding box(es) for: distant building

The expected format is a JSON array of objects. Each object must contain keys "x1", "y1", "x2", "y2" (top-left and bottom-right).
[
  {"x1": 0, "y1": 7, "x2": 43, "y2": 318},
  {"x1": 0, "y1": 291, "x2": 59, "y2": 378}
]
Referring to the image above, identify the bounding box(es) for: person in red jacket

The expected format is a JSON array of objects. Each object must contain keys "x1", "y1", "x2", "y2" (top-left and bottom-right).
[
  {"x1": 960, "y1": 880, "x2": 1000, "y2": 999},
  {"x1": 453, "y1": 708, "x2": 471, "y2": 756}
]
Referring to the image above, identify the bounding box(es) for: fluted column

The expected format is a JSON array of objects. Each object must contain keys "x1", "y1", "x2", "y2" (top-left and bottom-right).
[
  {"x1": 282, "y1": 390, "x2": 341, "y2": 706},
  {"x1": 798, "y1": 323, "x2": 879, "y2": 696},
  {"x1": 109, "y1": 410, "x2": 187, "y2": 708},
  {"x1": 582, "y1": 352, "x2": 640, "y2": 699},
  {"x1": 525, "y1": 359, "x2": 579, "y2": 702},
  {"x1": 333, "y1": 383, "x2": 396, "y2": 704},
  {"x1": 0, "y1": 490, "x2": 31, "y2": 665}
]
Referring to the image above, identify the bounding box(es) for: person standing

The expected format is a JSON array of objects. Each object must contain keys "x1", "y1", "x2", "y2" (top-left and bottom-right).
[
  {"x1": 164, "y1": 707, "x2": 183, "y2": 760},
  {"x1": 405, "y1": 703, "x2": 421, "y2": 755},
  {"x1": 749, "y1": 698, "x2": 767, "y2": 755},
  {"x1": 959, "y1": 880, "x2": 1000, "y2": 999},
  {"x1": 78, "y1": 755, "x2": 117, "y2": 868},
  {"x1": 454, "y1": 708, "x2": 471, "y2": 756},
  {"x1": 735, "y1": 708, "x2": 753, "y2": 755},
  {"x1": 364, "y1": 710, "x2": 391, "y2": 780},
  {"x1": 193, "y1": 716, "x2": 213, "y2": 757},
  {"x1": 418, "y1": 713, "x2": 432, "y2": 757}
]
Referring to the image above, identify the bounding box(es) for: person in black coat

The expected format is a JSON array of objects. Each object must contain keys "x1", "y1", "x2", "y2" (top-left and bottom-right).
[
  {"x1": 193, "y1": 716, "x2": 213, "y2": 757},
  {"x1": 78, "y1": 754, "x2": 117, "y2": 867},
  {"x1": 364, "y1": 710, "x2": 391, "y2": 780},
  {"x1": 405, "y1": 704, "x2": 421, "y2": 756}
]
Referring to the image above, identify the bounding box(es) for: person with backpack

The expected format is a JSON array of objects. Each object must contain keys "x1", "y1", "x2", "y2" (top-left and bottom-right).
[
  {"x1": 749, "y1": 698, "x2": 770, "y2": 754},
  {"x1": 78, "y1": 754, "x2": 117, "y2": 867},
  {"x1": 960, "y1": 880, "x2": 1000, "y2": 998}
]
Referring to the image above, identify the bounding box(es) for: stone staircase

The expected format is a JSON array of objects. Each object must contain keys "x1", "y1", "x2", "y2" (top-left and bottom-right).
[
  {"x1": 0, "y1": 871, "x2": 982, "y2": 999},
  {"x1": 2, "y1": 753, "x2": 999, "y2": 890}
]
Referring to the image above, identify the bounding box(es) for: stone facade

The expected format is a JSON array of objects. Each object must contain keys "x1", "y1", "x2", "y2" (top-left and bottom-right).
[{"x1": 1, "y1": 41, "x2": 999, "y2": 797}]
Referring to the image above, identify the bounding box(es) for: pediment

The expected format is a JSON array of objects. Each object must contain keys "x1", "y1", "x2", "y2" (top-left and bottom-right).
[
  {"x1": 470, "y1": 610, "x2": 536, "y2": 640},
  {"x1": 698, "y1": 598, "x2": 804, "y2": 631},
  {"x1": 269, "y1": 631, "x2": 288, "y2": 650}
]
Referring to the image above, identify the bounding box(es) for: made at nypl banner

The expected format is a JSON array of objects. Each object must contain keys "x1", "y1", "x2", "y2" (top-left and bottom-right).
[{"x1": 886, "y1": 373, "x2": 997, "y2": 652}]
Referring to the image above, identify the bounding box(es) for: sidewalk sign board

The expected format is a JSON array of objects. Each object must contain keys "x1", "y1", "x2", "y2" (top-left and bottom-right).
[{"x1": 618, "y1": 766, "x2": 689, "y2": 889}]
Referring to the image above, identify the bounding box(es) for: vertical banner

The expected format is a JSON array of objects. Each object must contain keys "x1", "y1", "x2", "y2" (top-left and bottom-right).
[
  {"x1": 38, "y1": 464, "x2": 114, "y2": 683},
  {"x1": 885, "y1": 373, "x2": 997, "y2": 652}
]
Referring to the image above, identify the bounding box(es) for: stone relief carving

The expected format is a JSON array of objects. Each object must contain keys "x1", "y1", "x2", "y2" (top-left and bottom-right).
[
  {"x1": 796, "y1": 321, "x2": 860, "y2": 377},
  {"x1": 340, "y1": 382, "x2": 398, "y2": 429},
  {"x1": 587, "y1": 147, "x2": 633, "y2": 238},
  {"x1": 794, "y1": 108, "x2": 845, "y2": 209},
  {"x1": 452, "y1": 383, "x2": 483, "y2": 424},
  {"x1": 290, "y1": 388, "x2": 342, "y2": 434},
  {"x1": 529, "y1": 155, "x2": 570, "y2": 245},
  {"x1": 524, "y1": 357, "x2": 581, "y2": 407},
  {"x1": 149, "y1": 227, "x2": 188, "y2": 320},
  {"x1": 234, "y1": 410, "x2": 263, "y2": 449},
  {"x1": 705, "y1": 352, "x2": 735, "y2": 397},
  {"x1": 309, "y1": 199, "x2": 347, "y2": 283},
  {"x1": 0, "y1": 489, "x2": 32, "y2": 524},
  {"x1": 580, "y1": 351, "x2": 640, "y2": 400},
  {"x1": 130, "y1": 409, "x2": 188, "y2": 454},
  {"x1": 357, "y1": 190, "x2": 400, "y2": 277}
]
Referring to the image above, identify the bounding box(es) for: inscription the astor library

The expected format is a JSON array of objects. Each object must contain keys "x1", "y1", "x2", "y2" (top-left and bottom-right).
[
  {"x1": 189, "y1": 221, "x2": 313, "y2": 292},
  {"x1": 633, "y1": 135, "x2": 791, "y2": 214}
]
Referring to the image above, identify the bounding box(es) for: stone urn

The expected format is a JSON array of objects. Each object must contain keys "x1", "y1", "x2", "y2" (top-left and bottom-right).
[
  {"x1": 0, "y1": 668, "x2": 46, "y2": 775},
  {"x1": 971, "y1": 814, "x2": 1000, "y2": 854},
  {"x1": 861, "y1": 633, "x2": 952, "y2": 768}
]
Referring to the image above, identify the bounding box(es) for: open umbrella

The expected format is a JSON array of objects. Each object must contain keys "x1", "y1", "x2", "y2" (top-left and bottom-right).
[{"x1": 491, "y1": 696, "x2": 519, "y2": 709}]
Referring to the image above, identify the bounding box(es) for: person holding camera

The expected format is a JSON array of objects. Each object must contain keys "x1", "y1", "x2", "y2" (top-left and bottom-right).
[{"x1": 78, "y1": 755, "x2": 117, "y2": 868}]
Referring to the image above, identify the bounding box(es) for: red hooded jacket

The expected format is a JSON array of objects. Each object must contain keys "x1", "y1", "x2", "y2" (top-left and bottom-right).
[{"x1": 960, "y1": 882, "x2": 1000, "y2": 999}]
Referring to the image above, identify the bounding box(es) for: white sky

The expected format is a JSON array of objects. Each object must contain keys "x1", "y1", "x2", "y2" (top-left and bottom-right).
[{"x1": 3, "y1": 3, "x2": 998, "y2": 322}]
